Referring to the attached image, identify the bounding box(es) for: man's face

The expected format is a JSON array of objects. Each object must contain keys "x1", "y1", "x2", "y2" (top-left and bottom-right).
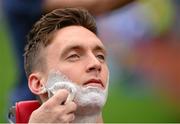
[{"x1": 44, "y1": 26, "x2": 109, "y2": 90}]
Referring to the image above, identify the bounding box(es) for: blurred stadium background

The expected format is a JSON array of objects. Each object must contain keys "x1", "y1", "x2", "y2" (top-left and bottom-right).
[{"x1": 0, "y1": 0, "x2": 180, "y2": 122}]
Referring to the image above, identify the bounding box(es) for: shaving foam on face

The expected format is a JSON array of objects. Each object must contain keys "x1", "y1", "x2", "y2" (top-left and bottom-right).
[
  {"x1": 42, "y1": 70, "x2": 77, "y2": 104},
  {"x1": 41, "y1": 70, "x2": 109, "y2": 110},
  {"x1": 39, "y1": 70, "x2": 109, "y2": 123}
]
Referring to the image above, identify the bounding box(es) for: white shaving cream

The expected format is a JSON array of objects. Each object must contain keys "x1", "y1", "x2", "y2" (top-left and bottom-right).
[{"x1": 41, "y1": 70, "x2": 109, "y2": 123}]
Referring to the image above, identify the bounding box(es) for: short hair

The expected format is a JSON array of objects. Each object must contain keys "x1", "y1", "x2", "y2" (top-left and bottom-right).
[{"x1": 24, "y1": 8, "x2": 97, "y2": 77}]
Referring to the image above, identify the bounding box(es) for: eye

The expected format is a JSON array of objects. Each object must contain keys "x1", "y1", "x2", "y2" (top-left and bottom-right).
[
  {"x1": 96, "y1": 54, "x2": 105, "y2": 62},
  {"x1": 66, "y1": 54, "x2": 80, "y2": 61}
]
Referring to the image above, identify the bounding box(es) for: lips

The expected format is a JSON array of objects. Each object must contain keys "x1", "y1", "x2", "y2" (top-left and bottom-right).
[{"x1": 84, "y1": 79, "x2": 104, "y2": 89}]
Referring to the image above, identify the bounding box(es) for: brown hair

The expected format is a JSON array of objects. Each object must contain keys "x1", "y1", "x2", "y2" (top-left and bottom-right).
[{"x1": 24, "y1": 8, "x2": 97, "y2": 77}]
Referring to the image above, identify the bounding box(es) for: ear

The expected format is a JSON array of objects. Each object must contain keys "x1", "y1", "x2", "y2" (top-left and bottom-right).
[{"x1": 28, "y1": 73, "x2": 45, "y2": 95}]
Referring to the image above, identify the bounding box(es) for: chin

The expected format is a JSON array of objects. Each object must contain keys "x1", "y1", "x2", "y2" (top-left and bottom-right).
[{"x1": 74, "y1": 86, "x2": 107, "y2": 115}]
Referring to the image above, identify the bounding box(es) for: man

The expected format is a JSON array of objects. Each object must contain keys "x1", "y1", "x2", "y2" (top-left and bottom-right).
[
  {"x1": 24, "y1": 8, "x2": 109, "y2": 123},
  {"x1": 3, "y1": 0, "x2": 133, "y2": 108}
]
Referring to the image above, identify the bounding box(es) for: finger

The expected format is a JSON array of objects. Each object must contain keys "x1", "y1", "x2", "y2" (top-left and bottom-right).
[
  {"x1": 64, "y1": 101, "x2": 77, "y2": 114},
  {"x1": 47, "y1": 89, "x2": 69, "y2": 106},
  {"x1": 60, "y1": 113, "x2": 75, "y2": 123}
]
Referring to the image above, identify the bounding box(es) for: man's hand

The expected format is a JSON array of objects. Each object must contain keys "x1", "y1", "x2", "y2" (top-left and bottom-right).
[{"x1": 29, "y1": 89, "x2": 77, "y2": 123}]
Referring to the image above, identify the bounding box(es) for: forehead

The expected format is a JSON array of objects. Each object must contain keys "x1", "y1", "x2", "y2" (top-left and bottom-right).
[{"x1": 47, "y1": 26, "x2": 105, "y2": 52}]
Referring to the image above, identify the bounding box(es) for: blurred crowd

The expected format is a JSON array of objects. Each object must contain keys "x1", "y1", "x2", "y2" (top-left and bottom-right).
[
  {"x1": 97, "y1": 0, "x2": 180, "y2": 104},
  {"x1": 97, "y1": 1, "x2": 180, "y2": 121},
  {"x1": 0, "y1": 0, "x2": 179, "y2": 122}
]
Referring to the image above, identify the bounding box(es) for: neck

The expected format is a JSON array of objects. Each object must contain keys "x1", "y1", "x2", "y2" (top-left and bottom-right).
[
  {"x1": 74, "y1": 115, "x2": 98, "y2": 123},
  {"x1": 72, "y1": 105, "x2": 103, "y2": 123},
  {"x1": 73, "y1": 113, "x2": 100, "y2": 123}
]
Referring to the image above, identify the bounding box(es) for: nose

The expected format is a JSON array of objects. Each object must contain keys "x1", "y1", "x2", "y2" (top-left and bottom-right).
[{"x1": 86, "y1": 54, "x2": 102, "y2": 73}]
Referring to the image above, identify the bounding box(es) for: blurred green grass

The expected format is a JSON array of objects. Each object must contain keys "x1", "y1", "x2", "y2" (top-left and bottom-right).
[
  {"x1": 103, "y1": 83, "x2": 180, "y2": 122},
  {"x1": 0, "y1": 23, "x2": 17, "y2": 122}
]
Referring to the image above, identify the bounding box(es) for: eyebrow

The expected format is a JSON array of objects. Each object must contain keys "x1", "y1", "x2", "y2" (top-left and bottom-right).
[
  {"x1": 93, "y1": 45, "x2": 107, "y2": 55},
  {"x1": 61, "y1": 44, "x2": 107, "y2": 58},
  {"x1": 61, "y1": 45, "x2": 83, "y2": 58}
]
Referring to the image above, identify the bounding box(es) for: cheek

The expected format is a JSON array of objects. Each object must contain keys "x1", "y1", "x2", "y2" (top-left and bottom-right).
[
  {"x1": 102, "y1": 65, "x2": 109, "y2": 86},
  {"x1": 58, "y1": 65, "x2": 83, "y2": 85},
  {"x1": 46, "y1": 57, "x2": 60, "y2": 73}
]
